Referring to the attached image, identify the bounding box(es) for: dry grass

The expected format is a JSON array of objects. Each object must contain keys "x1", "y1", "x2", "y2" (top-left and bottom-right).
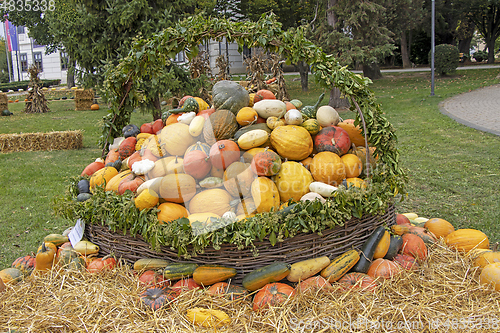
[
  {"x1": 1, "y1": 242, "x2": 499, "y2": 332},
  {"x1": 0, "y1": 131, "x2": 83, "y2": 153}
]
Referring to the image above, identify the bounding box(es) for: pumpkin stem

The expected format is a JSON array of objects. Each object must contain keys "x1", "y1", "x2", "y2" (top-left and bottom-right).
[{"x1": 218, "y1": 143, "x2": 225, "y2": 150}]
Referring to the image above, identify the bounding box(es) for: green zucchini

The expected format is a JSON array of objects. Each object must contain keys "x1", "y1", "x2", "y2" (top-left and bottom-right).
[
  {"x1": 383, "y1": 234, "x2": 404, "y2": 260},
  {"x1": 162, "y1": 263, "x2": 198, "y2": 281},
  {"x1": 349, "y1": 226, "x2": 386, "y2": 274},
  {"x1": 242, "y1": 262, "x2": 291, "y2": 291}
]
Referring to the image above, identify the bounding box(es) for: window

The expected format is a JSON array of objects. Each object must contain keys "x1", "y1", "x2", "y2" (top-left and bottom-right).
[
  {"x1": 20, "y1": 53, "x2": 28, "y2": 72},
  {"x1": 17, "y1": 26, "x2": 25, "y2": 34},
  {"x1": 34, "y1": 52, "x2": 43, "y2": 71},
  {"x1": 60, "y1": 51, "x2": 69, "y2": 71},
  {"x1": 174, "y1": 51, "x2": 185, "y2": 63},
  {"x1": 243, "y1": 44, "x2": 251, "y2": 59}
]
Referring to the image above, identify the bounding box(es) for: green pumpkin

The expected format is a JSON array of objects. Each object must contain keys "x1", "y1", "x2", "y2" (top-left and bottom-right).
[
  {"x1": 300, "y1": 119, "x2": 321, "y2": 135},
  {"x1": 169, "y1": 97, "x2": 199, "y2": 114},
  {"x1": 212, "y1": 80, "x2": 249, "y2": 115}
]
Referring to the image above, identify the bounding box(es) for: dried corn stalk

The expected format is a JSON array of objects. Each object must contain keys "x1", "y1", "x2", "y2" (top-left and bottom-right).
[
  {"x1": 24, "y1": 65, "x2": 50, "y2": 114},
  {"x1": 244, "y1": 52, "x2": 268, "y2": 92},
  {"x1": 269, "y1": 53, "x2": 289, "y2": 101},
  {"x1": 215, "y1": 54, "x2": 230, "y2": 82}
]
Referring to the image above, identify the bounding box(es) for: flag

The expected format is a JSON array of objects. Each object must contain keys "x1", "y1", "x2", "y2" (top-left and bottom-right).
[{"x1": 5, "y1": 19, "x2": 18, "y2": 52}]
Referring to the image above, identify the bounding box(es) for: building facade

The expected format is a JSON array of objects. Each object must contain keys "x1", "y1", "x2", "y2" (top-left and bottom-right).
[{"x1": 7, "y1": 25, "x2": 68, "y2": 84}]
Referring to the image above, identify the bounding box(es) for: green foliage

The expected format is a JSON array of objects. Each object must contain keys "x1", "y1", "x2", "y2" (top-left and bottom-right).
[
  {"x1": 430, "y1": 44, "x2": 460, "y2": 76},
  {"x1": 0, "y1": 80, "x2": 61, "y2": 92},
  {"x1": 473, "y1": 50, "x2": 488, "y2": 62}
]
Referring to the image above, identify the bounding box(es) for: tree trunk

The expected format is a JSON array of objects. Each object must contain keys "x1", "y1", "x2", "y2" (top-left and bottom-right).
[
  {"x1": 152, "y1": 96, "x2": 162, "y2": 120},
  {"x1": 458, "y1": 36, "x2": 473, "y2": 60},
  {"x1": 329, "y1": 87, "x2": 350, "y2": 109},
  {"x1": 67, "y1": 59, "x2": 76, "y2": 88},
  {"x1": 401, "y1": 31, "x2": 411, "y2": 68},
  {"x1": 297, "y1": 61, "x2": 309, "y2": 92},
  {"x1": 327, "y1": 0, "x2": 338, "y2": 27},
  {"x1": 362, "y1": 62, "x2": 383, "y2": 80},
  {"x1": 486, "y1": 37, "x2": 496, "y2": 64}
]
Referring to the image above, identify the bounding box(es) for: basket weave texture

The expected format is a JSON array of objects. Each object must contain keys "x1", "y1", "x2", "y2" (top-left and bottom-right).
[{"x1": 85, "y1": 204, "x2": 395, "y2": 283}]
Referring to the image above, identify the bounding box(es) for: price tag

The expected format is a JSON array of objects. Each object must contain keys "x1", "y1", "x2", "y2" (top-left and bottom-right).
[{"x1": 68, "y1": 219, "x2": 85, "y2": 247}]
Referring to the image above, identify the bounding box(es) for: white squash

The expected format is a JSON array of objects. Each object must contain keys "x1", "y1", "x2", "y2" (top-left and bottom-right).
[
  {"x1": 136, "y1": 177, "x2": 162, "y2": 195},
  {"x1": 300, "y1": 192, "x2": 326, "y2": 204},
  {"x1": 309, "y1": 181, "x2": 338, "y2": 197},
  {"x1": 316, "y1": 105, "x2": 340, "y2": 127},
  {"x1": 177, "y1": 112, "x2": 196, "y2": 125},
  {"x1": 284, "y1": 109, "x2": 303, "y2": 125},
  {"x1": 237, "y1": 129, "x2": 269, "y2": 150},
  {"x1": 188, "y1": 115, "x2": 205, "y2": 137},
  {"x1": 252, "y1": 100, "x2": 287, "y2": 119}
]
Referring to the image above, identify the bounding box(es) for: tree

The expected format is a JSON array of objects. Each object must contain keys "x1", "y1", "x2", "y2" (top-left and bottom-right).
[
  {"x1": 0, "y1": 39, "x2": 9, "y2": 83},
  {"x1": 385, "y1": 0, "x2": 425, "y2": 68},
  {"x1": 465, "y1": 0, "x2": 500, "y2": 63}
]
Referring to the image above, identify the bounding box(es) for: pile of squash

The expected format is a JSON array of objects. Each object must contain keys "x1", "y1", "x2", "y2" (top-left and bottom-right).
[
  {"x1": 77, "y1": 80, "x2": 378, "y2": 227},
  {"x1": 2, "y1": 213, "x2": 499, "y2": 329}
]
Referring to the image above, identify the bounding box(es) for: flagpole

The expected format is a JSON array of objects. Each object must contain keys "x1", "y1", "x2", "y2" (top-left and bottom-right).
[{"x1": 3, "y1": 20, "x2": 12, "y2": 82}]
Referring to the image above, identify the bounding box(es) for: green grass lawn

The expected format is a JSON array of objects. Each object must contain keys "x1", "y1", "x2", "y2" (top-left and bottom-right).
[{"x1": 0, "y1": 68, "x2": 499, "y2": 270}]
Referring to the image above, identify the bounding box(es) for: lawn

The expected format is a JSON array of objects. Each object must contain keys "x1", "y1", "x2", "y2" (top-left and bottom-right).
[{"x1": 0, "y1": 67, "x2": 499, "y2": 270}]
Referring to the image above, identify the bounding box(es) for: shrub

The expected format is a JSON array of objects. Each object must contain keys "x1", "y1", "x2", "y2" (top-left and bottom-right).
[
  {"x1": 429, "y1": 44, "x2": 459, "y2": 76},
  {"x1": 0, "y1": 79, "x2": 61, "y2": 92},
  {"x1": 473, "y1": 50, "x2": 488, "y2": 63}
]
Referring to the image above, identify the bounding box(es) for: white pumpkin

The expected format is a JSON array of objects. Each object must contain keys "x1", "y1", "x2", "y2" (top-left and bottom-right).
[
  {"x1": 309, "y1": 181, "x2": 338, "y2": 197},
  {"x1": 316, "y1": 105, "x2": 340, "y2": 127},
  {"x1": 284, "y1": 109, "x2": 303, "y2": 125}
]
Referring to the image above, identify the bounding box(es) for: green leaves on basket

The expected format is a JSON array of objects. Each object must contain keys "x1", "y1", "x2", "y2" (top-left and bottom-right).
[{"x1": 53, "y1": 174, "x2": 398, "y2": 258}]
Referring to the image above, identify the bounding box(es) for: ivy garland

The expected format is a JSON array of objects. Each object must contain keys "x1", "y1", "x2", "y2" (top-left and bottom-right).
[{"x1": 56, "y1": 13, "x2": 407, "y2": 256}]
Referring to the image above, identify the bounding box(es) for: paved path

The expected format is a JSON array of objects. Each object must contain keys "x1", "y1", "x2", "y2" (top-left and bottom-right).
[{"x1": 439, "y1": 84, "x2": 500, "y2": 136}]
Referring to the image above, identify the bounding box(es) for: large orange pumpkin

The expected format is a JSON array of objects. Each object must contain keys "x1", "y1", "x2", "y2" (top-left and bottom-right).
[
  {"x1": 183, "y1": 150, "x2": 211, "y2": 180},
  {"x1": 336, "y1": 121, "x2": 365, "y2": 147},
  {"x1": 157, "y1": 202, "x2": 189, "y2": 223},
  {"x1": 479, "y1": 263, "x2": 500, "y2": 291},
  {"x1": 309, "y1": 151, "x2": 346, "y2": 186}
]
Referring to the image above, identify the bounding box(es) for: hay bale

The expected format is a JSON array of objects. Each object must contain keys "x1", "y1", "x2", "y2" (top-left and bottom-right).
[
  {"x1": 0, "y1": 130, "x2": 83, "y2": 153},
  {"x1": 0, "y1": 92, "x2": 8, "y2": 111},
  {"x1": 74, "y1": 89, "x2": 94, "y2": 111}
]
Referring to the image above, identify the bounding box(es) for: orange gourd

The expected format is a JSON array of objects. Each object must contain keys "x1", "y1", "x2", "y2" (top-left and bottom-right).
[{"x1": 157, "y1": 202, "x2": 189, "y2": 223}]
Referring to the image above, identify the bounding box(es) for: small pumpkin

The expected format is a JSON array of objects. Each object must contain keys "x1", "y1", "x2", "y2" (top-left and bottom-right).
[
  {"x1": 35, "y1": 242, "x2": 57, "y2": 272},
  {"x1": 296, "y1": 276, "x2": 333, "y2": 293},
  {"x1": 338, "y1": 272, "x2": 378, "y2": 292},
  {"x1": 309, "y1": 151, "x2": 346, "y2": 186},
  {"x1": 87, "y1": 256, "x2": 117, "y2": 273},
  {"x1": 122, "y1": 124, "x2": 141, "y2": 138},
  {"x1": 134, "y1": 188, "x2": 159, "y2": 210},
  {"x1": 479, "y1": 263, "x2": 500, "y2": 291},
  {"x1": 183, "y1": 150, "x2": 212, "y2": 180},
  {"x1": 81, "y1": 161, "x2": 105, "y2": 177},
  {"x1": 171, "y1": 278, "x2": 201, "y2": 293},
  {"x1": 340, "y1": 154, "x2": 362, "y2": 178},
  {"x1": 11, "y1": 255, "x2": 36, "y2": 276},
  {"x1": 236, "y1": 107, "x2": 259, "y2": 126},
  {"x1": 140, "y1": 287, "x2": 178, "y2": 310},
  {"x1": 139, "y1": 270, "x2": 169, "y2": 288},
  {"x1": 254, "y1": 89, "x2": 276, "y2": 103},
  {"x1": 250, "y1": 150, "x2": 282, "y2": 176},
  {"x1": 252, "y1": 282, "x2": 295, "y2": 312},
  {"x1": 209, "y1": 140, "x2": 240, "y2": 170},
  {"x1": 90, "y1": 103, "x2": 99, "y2": 110},
  {"x1": 401, "y1": 233, "x2": 428, "y2": 260},
  {"x1": 206, "y1": 282, "x2": 248, "y2": 300},
  {"x1": 367, "y1": 258, "x2": 402, "y2": 279},
  {"x1": 189, "y1": 189, "x2": 233, "y2": 216},
  {"x1": 314, "y1": 126, "x2": 351, "y2": 156},
  {"x1": 118, "y1": 173, "x2": 145, "y2": 195}
]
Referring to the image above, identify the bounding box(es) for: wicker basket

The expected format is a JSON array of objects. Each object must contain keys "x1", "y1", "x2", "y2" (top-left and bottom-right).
[{"x1": 85, "y1": 204, "x2": 395, "y2": 283}]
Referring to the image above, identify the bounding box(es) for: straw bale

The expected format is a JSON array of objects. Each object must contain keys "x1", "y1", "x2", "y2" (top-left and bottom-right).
[
  {"x1": 75, "y1": 89, "x2": 94, "y2": 111},
  {"x1": 1, "y1": 243, "x2": 499, "y2": 332},
  {"x1": 0, "y1": 92, "x2": 8, "y2": 111},
  {"x1": 0, "y1": 130, "x2": 83, "y2": 153}
]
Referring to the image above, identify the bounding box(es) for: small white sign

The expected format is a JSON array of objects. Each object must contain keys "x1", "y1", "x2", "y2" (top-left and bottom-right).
[{"x1": 69, "y1": 219, "x2": 85, "y2": 248}]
